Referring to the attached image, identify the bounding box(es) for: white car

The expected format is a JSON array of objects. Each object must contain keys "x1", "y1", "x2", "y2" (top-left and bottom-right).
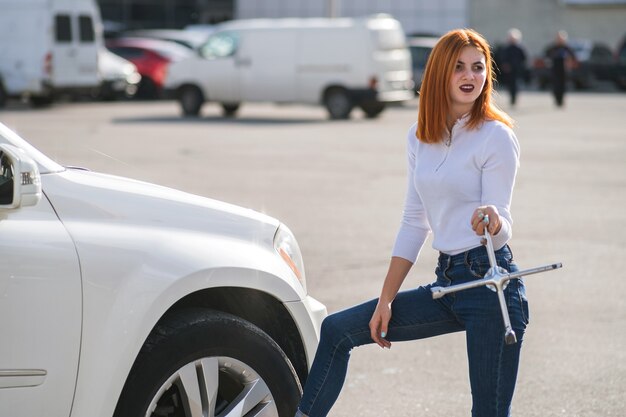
[
  {"x1": 165, "y1": 15, "x2": 414, "y2": 119},
  {"x1": 0, "y1": 122, "x2": 326, "y2": 417},
  {"x1": 95, "y1": 48, "x2": 142, "y2": 100}
]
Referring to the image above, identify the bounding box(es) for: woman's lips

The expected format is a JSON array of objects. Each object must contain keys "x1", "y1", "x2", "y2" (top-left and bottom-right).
[{"x1": 460, "y1": 84, "x2": 475, "y2": 92}]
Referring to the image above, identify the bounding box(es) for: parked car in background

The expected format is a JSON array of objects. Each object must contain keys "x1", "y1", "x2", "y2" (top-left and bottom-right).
[
  {"x1": 406, "y1": 36, "x2": 438, "y2": 93},
  {"x1": 106, "y1": 37, "x2": 192, "y2": 98},
  {"x1": 184, "y1": 23, "x2": 217, "y2": 37},
  {"x1": 0, "y1": 121, "x2": 326, "y2": 417},
  {"x1": 94, "y1": 48, "x2": 141, "y2": 100},
  {"x1": 121, "y1": 29, "x2": 210, "y2": 50},
  {"x1": 0, "y1": 0, "x2": 102, "y2": 108},
  {"x1": 532, "y1": 39, "x2": 615, "y2": 90},
  {"x1": 614, "y1": 34, "x2": 626, "y2": 90},
  {"x1": 165, "y1": 14, "x2": 414, "y2": 119}
]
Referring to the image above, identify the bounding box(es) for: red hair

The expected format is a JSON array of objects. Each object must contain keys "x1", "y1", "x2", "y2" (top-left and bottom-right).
[{"x1": 417, "y1": 28, "x2": 513, "y2": 143}]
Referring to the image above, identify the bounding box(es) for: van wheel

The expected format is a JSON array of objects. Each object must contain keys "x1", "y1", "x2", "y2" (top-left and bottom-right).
[
  {"x1": 221, "y1": 103, "x2": 240, "y2": 117},
  {"x1": 30, "y1": 95, "x2": 54, "y2": 108},
  {"x1": 137, "y1": 78, "x2": 160, "y2": 99},
  {"x1": 0, "y1": 83, "x2": 7, "y2": 108},
  {"x1": 113, "y1": 309, "x2": 301, "y2": 417},
  {"x1": 324, "y1": 88, "x2": 353, "y2": 119},
  {"x1": 360, "y1": 102, "x2": 386, "y2": 118},
  {"x1": 179, "y1": 86, "x2": 204, "y2": 116}
]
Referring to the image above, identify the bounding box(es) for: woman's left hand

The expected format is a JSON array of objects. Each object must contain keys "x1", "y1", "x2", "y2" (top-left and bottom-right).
[{"x1": 471, "y1": 205, "x2": 502, "y2": 236}]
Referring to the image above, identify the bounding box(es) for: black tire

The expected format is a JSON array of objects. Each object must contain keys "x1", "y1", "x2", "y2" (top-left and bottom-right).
[
  {"x1": 114, "y1": 309, "x2": 302, "y2": 417},
  {"x1": 30, "y1": 95, "x2": 54, "y2": 108},
  {"x1": 0, "y1": 83, "x2": 7, "y2": 108},
  {"x1": 179, "y1": 86, "x2": 204, "y2": 117},
  {"x1": 324, "y1": 88, "x2": 353, "y2": 119},
  {"x1": 137, "y1": 77, "x2": 159, "y2": 99},
  {"x1": 360, "y1": 102, "x2": 386, "y2": 119},
  {"x1": 221, "y1": 103, "x2": 240, "y2": 117}
]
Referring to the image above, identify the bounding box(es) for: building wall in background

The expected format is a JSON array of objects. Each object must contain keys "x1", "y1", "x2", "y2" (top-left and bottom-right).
[
  {"x1": 99, "y1": 0, "x2": 233, "y2": 30},
  {"x1": 470, "y1": 0, "x2": 626, "y2": 58},
  {"x1": 96, "y1": 0, "x2": 624, "y2": 58},
  {"x1": 235, "y1": 0, "x2": 468, "y2": 37}
]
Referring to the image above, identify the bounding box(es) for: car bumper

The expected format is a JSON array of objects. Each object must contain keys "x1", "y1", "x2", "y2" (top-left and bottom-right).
[
  {"x1": 284, "y1": 295, "x2": 327, "y2": 368},
  {"x1": 100, "y1": 78, "x2": 139, "y2": 98},
  {"x1": 376, "y1": 89, "x2": 415, "y2": 102},
  {"x1": 348, "y1": 87, "x2": 414, "y2": 105}
]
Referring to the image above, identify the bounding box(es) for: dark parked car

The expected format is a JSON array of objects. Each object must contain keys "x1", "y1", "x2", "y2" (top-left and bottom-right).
[
  {"x1": 532, "y1": 39, "x2": 615, "y2": 90},
  {"x1": 106, "y1": 37, "x2": 192, "y2": 98},
  {"x1": 407, "y1": 36, "x2": 438, "y2": 93}
]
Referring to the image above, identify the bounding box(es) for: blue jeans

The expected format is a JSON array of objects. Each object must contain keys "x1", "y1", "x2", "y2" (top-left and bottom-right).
[{"x1": 297, "y1": 245, "x2": 529, "y2": 417}]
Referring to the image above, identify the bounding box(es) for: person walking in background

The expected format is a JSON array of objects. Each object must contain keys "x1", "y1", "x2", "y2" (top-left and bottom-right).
[
  {"x1": 545, "y1": 30, "x2": 577, "y2": 107},
  {"x1": 294, "y1": 28, "x2": 526, "y2": 417},
  {"x1": 500, "y1": 28, "x2": 527, "y2": 107}
]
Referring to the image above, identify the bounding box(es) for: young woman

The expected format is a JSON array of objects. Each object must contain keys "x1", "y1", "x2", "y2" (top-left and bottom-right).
[{"x1": 295, "y1": 28, "x2": 527, "y2": 417}]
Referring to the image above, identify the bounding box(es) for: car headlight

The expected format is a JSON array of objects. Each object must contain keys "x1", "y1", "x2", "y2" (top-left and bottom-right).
[{"x1": 273, "y1": 224, "x2": 306, "y2": 292}]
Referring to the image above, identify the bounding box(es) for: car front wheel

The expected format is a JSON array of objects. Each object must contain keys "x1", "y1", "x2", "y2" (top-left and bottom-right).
[
  {"x1": 114, "y1": 309, "x2": 302, "y2": 417},
  {"x1": 360, "y1": 102, "x2": 386, "y2": 118},
  {"x1": 324, "y1": 88, "x2": 353, "y2": 119},
  {"x1": 0, "y1": 83, "x2": 7, "y2": 108},
  {"x1": 221, "y1": 103, "x2": 240, "y2": 117},
  {"x1": 179, "y1": 86, "x2": 204, "y2": 116}
]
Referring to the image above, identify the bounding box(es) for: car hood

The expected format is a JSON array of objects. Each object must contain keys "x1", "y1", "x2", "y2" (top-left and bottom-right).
[
  {"x1": 42, "y1": 168, "x2": 280, "y2": 246},
  {"x1": 99, "y1": 48, "x2": 138, "y2": 79}
]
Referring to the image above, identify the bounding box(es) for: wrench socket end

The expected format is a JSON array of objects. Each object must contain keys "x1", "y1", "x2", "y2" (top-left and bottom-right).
[
  {"x1": 505, "y1": 331, "x2": 517, "y2": 345},
  {"x1": 430, "y1": 287, "x2": 445, "y2": 299}
]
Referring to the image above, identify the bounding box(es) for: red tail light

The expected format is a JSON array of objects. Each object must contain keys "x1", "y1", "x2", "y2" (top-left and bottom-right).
[
  {"x1": 44, "y1": 52, "x2": 53, "y2": 77},
  {"x1": 368, "y1": 76, "x2": 378, "y2": 90}
]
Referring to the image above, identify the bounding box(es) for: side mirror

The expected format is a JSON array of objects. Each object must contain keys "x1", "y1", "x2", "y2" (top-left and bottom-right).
[{"x1": 0, "y1": 144, "x2": 42, "y2": 209}]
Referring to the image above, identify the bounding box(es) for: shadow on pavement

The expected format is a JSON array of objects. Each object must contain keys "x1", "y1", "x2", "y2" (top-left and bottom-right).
[{"x1": 111, "y1": 114, "x2": 382, "y2": 126}]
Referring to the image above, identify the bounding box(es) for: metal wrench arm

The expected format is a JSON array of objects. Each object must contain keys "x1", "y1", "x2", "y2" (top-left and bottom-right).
[
  {"x1": 430, "y1": 215, "x2": 562, "y2": 344},
  {"x1": 431, "y1": 262, "x2": 562, "y2": 299}
]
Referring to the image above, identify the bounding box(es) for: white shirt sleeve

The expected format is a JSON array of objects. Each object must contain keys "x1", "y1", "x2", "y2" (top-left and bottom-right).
[
  {"x1": 480, "y1": 126, "x2": 520, "y2": 250},
  {"x1": 391, "y1": 125, "x2": 431, "y2": 263}
]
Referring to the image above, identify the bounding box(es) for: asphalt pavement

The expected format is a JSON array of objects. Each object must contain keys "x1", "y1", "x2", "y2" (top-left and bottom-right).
[{"x1": 1, "y1": 88, "x2": 625, "y2": 416}]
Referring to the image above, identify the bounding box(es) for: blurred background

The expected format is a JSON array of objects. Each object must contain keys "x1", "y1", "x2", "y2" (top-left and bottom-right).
[
  {"x1": 1, "y1": 0, "x2": 624, "y2": 110},
  {"x1": 1, "y1": 1, "x2": 625, "y2": 416}
]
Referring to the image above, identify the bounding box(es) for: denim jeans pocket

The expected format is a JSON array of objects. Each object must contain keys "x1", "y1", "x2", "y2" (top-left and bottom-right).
[
  {"x1": 467, "y1": 256, "x2": 489, "y2": 279},
  {"x1": 467, "y1": 253, "x2": 513, "y2": 279},
  {"x1": 435, "y1": 264, "x2": 452, "y2": 286}
]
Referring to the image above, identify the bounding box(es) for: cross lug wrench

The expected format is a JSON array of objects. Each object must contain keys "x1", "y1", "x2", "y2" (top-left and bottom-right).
[{"x1": 430, "y1": 215, "x2": 562, "y2": 345}]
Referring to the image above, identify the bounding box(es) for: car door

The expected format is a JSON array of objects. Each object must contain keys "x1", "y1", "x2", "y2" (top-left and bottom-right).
[
  {"x1": 51, "y1": 0, "x2": 99, "y2": 88},
  {"x1": 196, "y1": 31, "x2": 241, "y2": 102},
  {"x1": 589, "y1": 45, "x2": 615, "y2": 81},
  {"x1": 0, "y1": 190, "x2": 82, "y2": 417},
  {"x1": 238, "y1": 30, "x2": 296, "y2": 102}
]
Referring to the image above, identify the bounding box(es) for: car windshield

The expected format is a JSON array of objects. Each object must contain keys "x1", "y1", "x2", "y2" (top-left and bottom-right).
[{"x1": 199, "y1": 31, "x2": 239, "y2": 59}]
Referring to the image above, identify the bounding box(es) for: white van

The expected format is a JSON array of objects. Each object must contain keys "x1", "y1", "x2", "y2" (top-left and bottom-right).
[
  {"x1": 0, "y1": 0, "x2": 102, "y2": 107},
  {"x1": 164, "y1": 14, "x2": 414, "y2": 119}
]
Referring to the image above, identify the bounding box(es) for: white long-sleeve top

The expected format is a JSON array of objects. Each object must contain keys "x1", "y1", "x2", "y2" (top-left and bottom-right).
[{"x1": 391, "y1": 117, "x2": 520, "y2": 262}]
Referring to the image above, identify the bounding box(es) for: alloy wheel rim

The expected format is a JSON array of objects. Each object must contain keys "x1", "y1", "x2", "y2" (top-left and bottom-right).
[{"x1": 146, "y1": 356, "x2": 277, "y2": 417}]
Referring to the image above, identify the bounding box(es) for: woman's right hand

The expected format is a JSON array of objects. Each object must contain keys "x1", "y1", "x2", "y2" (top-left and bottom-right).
[{"x1": 369, "y1": 300, "x2": 393, "y2": 349}]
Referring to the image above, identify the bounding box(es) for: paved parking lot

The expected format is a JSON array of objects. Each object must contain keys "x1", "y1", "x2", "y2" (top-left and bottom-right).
[{"x1": 1, "y1": 90, "x2": 625, "y2": 416}]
